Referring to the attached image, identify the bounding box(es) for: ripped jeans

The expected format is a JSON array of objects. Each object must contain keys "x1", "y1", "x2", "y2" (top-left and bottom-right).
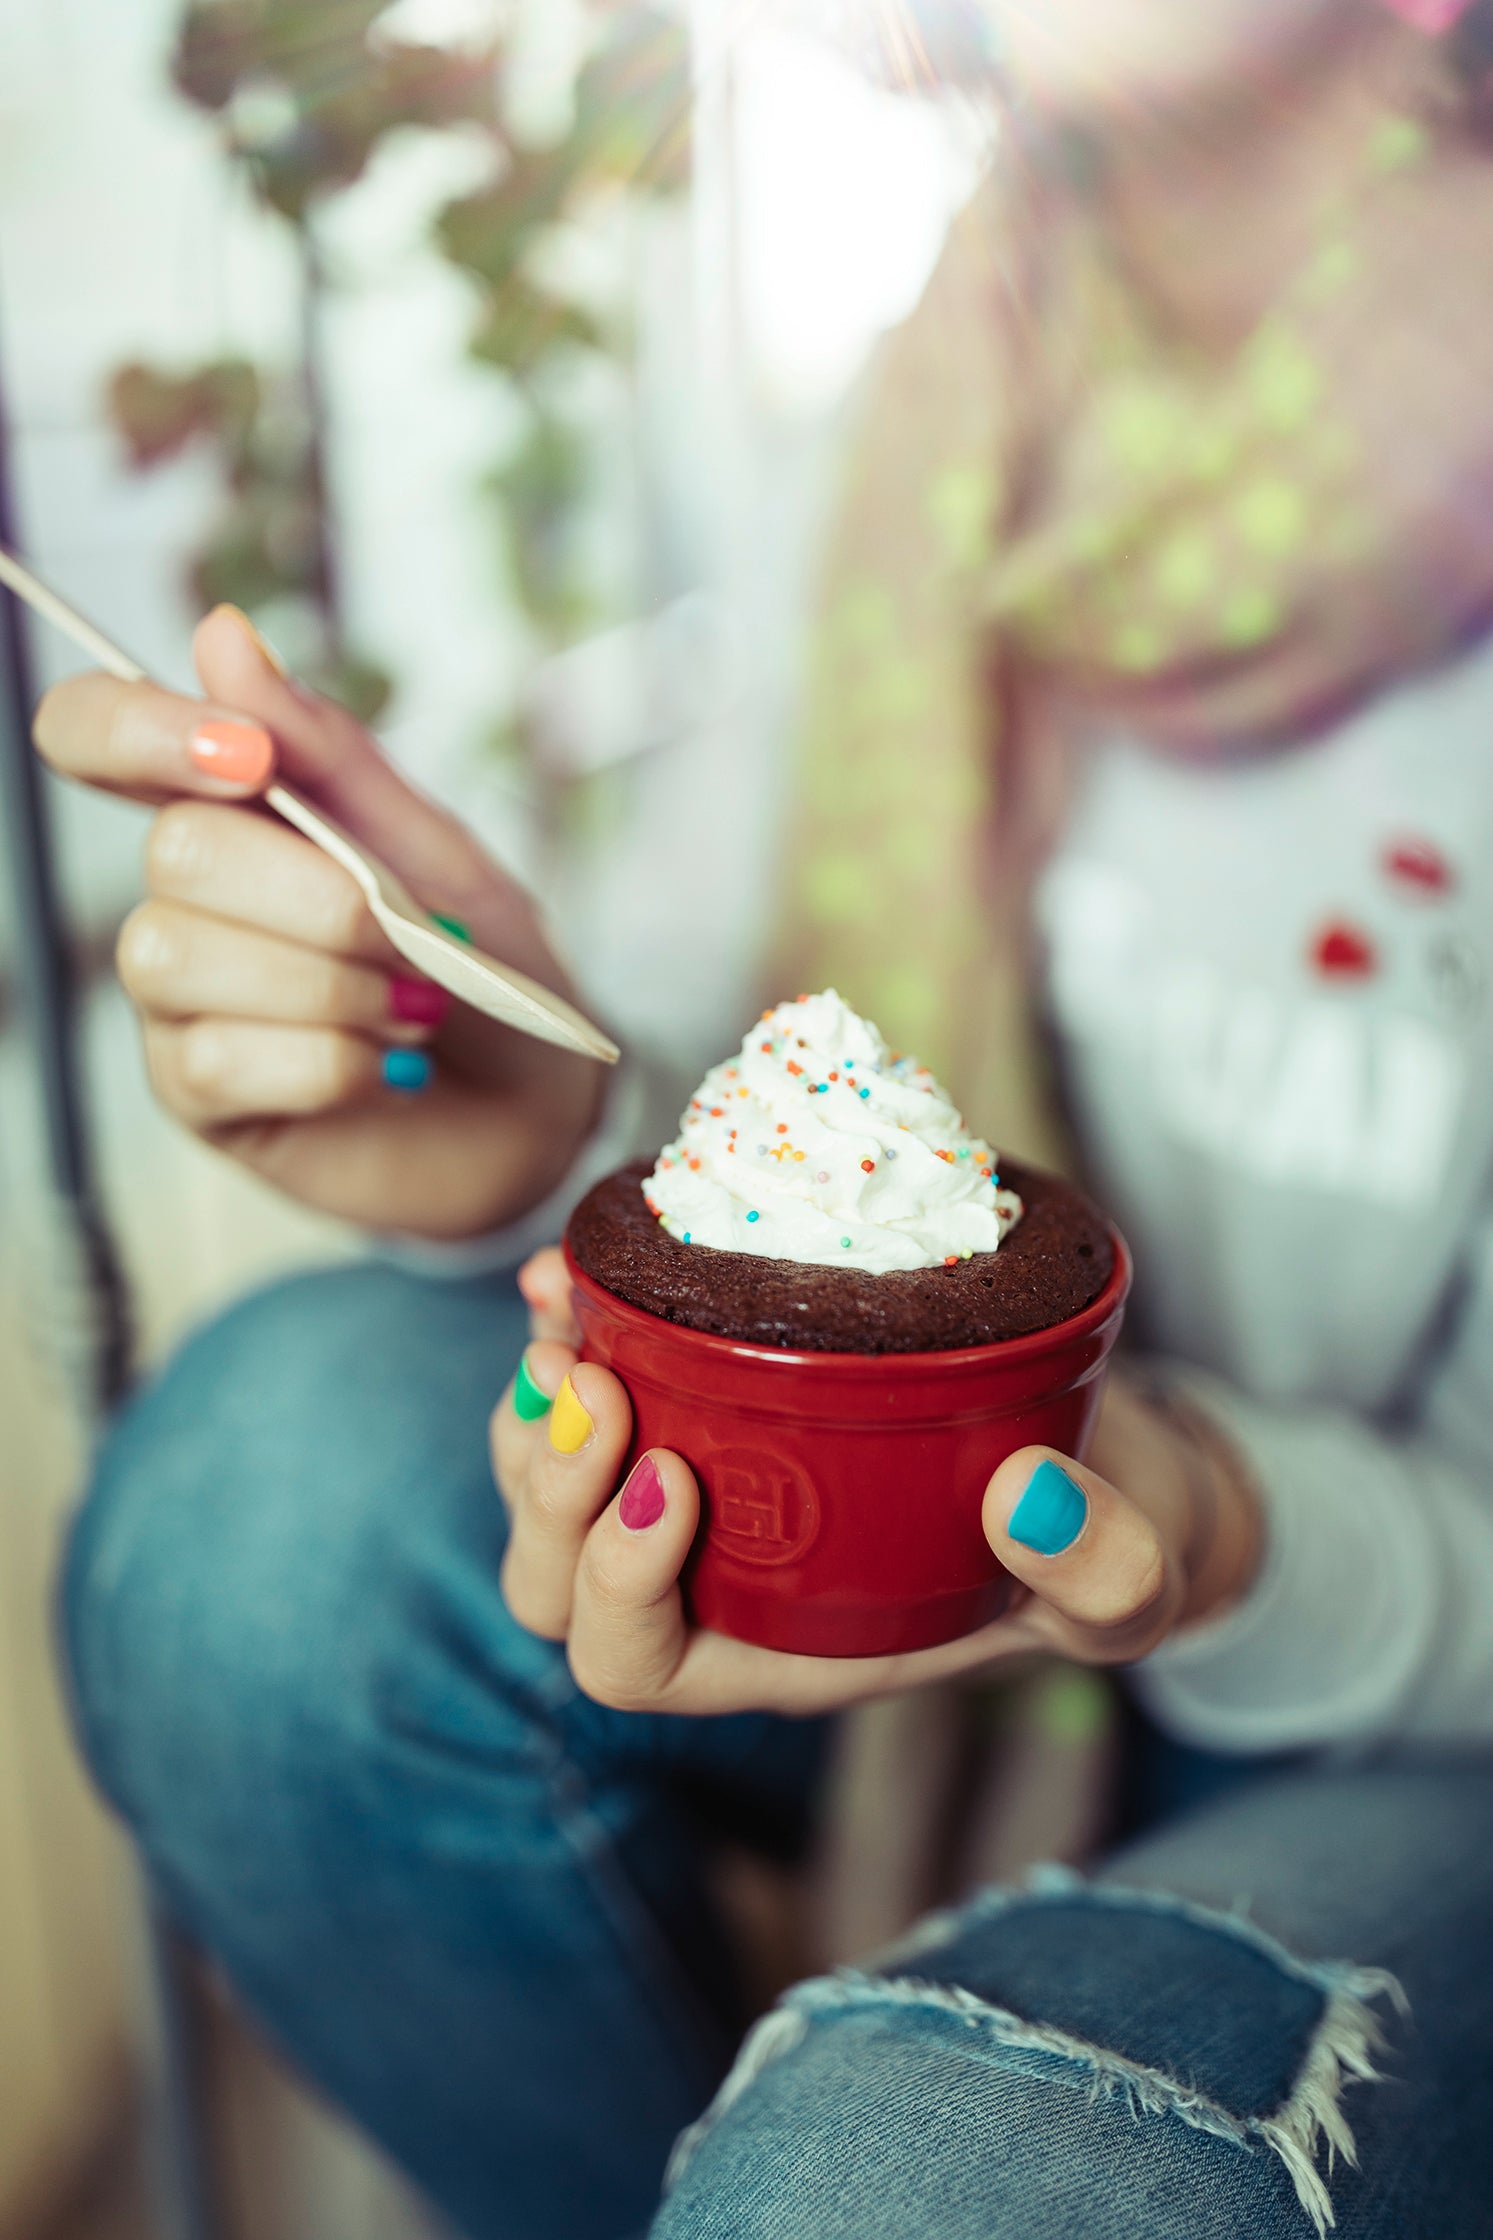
[{"x1": 60, "y1": 1264, "x2": 1493, "y2": 2240}]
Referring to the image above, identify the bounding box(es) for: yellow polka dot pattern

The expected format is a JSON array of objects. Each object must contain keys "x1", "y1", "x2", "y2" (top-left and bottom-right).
[{"x1": 776, "y1": 116, "x2": 1485, "y2": 1149}]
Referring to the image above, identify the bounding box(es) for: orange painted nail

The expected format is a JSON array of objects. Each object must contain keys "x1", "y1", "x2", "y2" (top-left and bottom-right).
[{"x1": 189, "y1": 717, "x2": 274, "y2": 789}]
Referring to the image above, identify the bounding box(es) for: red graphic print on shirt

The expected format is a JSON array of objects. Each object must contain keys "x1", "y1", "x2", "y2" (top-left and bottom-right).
[
  {"x1": 1382, "y1": 837, "x2": 1455, "y2": 899},
  {"x1": 1310, "y1": 921, "x2": 1379, "y2": 981}
]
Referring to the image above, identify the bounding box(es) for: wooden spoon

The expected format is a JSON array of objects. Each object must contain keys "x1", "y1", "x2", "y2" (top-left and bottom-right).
[{"x1": 0, "y1": 546, "x2": 620, "y2": 1065}]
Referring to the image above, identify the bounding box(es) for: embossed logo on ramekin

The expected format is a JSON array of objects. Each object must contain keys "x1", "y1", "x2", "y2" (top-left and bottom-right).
[{"x1": 706, "y1": 1448, "x2": 820, "y2": 1567}]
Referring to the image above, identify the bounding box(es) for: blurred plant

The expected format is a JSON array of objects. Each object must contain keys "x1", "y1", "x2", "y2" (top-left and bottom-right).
[{"x1": 108, "y1": 0, "x2": 691, "y2": 726}]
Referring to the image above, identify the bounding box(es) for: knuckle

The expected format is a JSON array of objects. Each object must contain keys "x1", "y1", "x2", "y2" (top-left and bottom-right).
[
  {"x1": 104, "y1": 683, "x2": 143, "y2": 771},
  {"x1": 526, "y1": 1469, "x2": 593, "y2": 1540},
  {"x1": 1124, "y1": 1543, "x2": 1169, "y2": 1620},
  {"x1": 141, "y1": 1027, "x2": 190, "y2": 1119},
  {"x1": 176, "y1": 1019, "x2": 233, "y2": 1102},
  {"x1": 491, "y1": 1410, "x2": 552, "y2": 1503},
  {"x1": 147, "y1": 800, "x2": 214, "y2": 891},
  {"x1": 308, "y1": 953, "x2": 355, "y2": 1022},
  {"x1": 581, "y1": 1559, "x2": 626, "y2": 1612},
  {"x1": 281, "y1": 944, "x2": 351, "y2": 1027},
  {"x1": 1080, "y1": 1545, "x2": 1168, "y2": 1635},
  {"x1": 576, "y1": 1544, "x2": 635, "y2": 1620},
  {"x1": 498, "y1": 1567, "x2": 540, "y2": 1632},
  {"x1": 315, "y1": 1033, "x2": 369, "y2": 1106},
  {"x1": 115, "y1": 904, "x2": 182, "y2": 999},
  {"x1": 497, "y1": 1553, "x2": 566, "y2": 1643},
  {"x1": 566, "y1": 1643, "x2": 636, "y2": 1712},
  {"x1": 491, "y1": 1415, "x2": 520, "y2": 1502},
  {"x1": 32, "y1": 681, "x2": 74, "y2": 763},
  {"x1": 312, "y1": 867, "x2": 374, "y2": 955}
]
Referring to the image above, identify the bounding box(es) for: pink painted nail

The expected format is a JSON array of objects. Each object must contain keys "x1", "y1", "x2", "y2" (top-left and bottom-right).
[
  {"x1": 619, "y1": 1456, "x2": 666, "y2": 1532},
  {"x1": 189, "y1": 717, "x2": 274, "y2": 789},
  {"x1": 389, "y1": 976, "x2": 451, "y2": 1027}
]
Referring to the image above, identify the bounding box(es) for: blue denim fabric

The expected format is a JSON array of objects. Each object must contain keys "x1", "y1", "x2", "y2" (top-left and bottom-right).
[
  {"x1": 660, "y1": 1763, "x2": 1493, "y2": 2240},
  {"x1": 60, "y1": 1264, "x2": 1493, "y2": 2240}
]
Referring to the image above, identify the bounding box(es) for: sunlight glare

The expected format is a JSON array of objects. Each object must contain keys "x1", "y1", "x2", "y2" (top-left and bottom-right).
[{"x1": 734, "y1": 28, "x2": 979, "y2": 411}]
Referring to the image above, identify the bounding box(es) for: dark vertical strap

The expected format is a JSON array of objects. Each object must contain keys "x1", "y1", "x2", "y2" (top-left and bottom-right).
[
  {"x1": 0, "y1": 308, "x2": 218, "y2": 2240},
  {"x1": 0, "y1": 314, "x2": 133, "y2": 1414}
]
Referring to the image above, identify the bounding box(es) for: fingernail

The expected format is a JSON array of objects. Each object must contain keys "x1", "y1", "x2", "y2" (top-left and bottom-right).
[
  {"x1": 382, "y1": 1049, "x2": 432, "y2": 1094},
  {"x1": 390, "y1": 976, "x2": 451, "y2": 1027},
  {"x1": 619, "y1": 1455, "x2": 666, "y2": 1532},
  {"x1": 1008, "y1": 1459, "x2": 1088, "y2": 1556},
  {"x1": 549, "y1": 1374, "x2": 593, "y2": 1455},
  {"x1": 189, "y1": 717, "x2": 274, "y2": 788},
  {"x1": 431, "y1": 912, "x2": 473, "y2": 944},
  {"x1": 513, "y1": 1351, "x2": 553, "y2": 1423},
  {"x1": 218, "y1": 604, "x2": 289, "y2": 678}
]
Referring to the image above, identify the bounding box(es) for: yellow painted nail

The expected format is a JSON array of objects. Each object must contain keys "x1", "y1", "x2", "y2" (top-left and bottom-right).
[{"x1": 549, "y1": 1375, "x2": 593, "y2": 1455}]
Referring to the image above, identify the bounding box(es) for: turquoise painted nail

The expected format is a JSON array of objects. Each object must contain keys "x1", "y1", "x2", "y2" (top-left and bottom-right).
[
  {"x1": 1008, "y1": 1459, "x2": 1088, "y2": 1556},
  {"x1": 383, "y1": 1048, "x2": 432, "y2": 1094},
  {"x1": 512, "y1": 1353, "x2": 552, "y2": 1422}
]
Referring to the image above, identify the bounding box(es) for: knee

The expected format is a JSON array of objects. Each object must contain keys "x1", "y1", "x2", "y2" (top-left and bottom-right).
[
  {"x1": 654, "y1": 1882, "x2": 1398, "y2": 2239},
  {"x1": 656, "y1": 2004, "x2": 1241, "y2": 2240},
  {"x1": 61, "y1": 1261, "x2": 539, "y2": 1902}
]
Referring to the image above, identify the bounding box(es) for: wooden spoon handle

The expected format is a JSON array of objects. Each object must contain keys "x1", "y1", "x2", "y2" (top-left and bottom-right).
[{"x1": 0, "y1": 546, "x2": 619, "y2": 1063}]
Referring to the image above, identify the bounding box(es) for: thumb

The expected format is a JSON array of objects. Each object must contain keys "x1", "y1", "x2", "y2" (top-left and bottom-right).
[{"x1": 983, "y1": 1448, "x2": 1181, "y2": 1664}]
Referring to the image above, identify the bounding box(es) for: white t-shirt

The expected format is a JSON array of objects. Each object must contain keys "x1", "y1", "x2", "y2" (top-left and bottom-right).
[{"x1": 1036, "y1": 630, "x2": 1493, "y2": 1751}]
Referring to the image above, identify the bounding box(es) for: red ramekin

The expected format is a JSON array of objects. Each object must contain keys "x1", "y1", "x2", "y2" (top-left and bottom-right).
[{"x1": 564, "y1": 1228, "x2": 1131, "y2": 1659}]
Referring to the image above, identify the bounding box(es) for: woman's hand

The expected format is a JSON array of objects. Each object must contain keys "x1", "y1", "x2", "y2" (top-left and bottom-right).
[
  {"x1": 35, "y1": 606, "x2": 603, "y2": 1239},
  {"x1": 494, "y1": 1251, "x2": 1264, "y2": 1716}
]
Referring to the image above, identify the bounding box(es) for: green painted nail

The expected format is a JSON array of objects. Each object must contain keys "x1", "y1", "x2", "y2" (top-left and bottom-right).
[
  {"x1": 513, "y1": 1353, "x2": 553, "y2": 1422},
  {"x1": 432, "y1": 912, "x2": 473, "y2": 944}
]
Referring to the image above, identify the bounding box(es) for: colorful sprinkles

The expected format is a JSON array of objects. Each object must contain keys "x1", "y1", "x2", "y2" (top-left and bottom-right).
[{"x1": 646, "y1": 993, "x2": 1015, "y2": 1267}]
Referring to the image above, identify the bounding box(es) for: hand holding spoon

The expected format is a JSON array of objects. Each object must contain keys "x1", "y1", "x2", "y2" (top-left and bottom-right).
[{"x1": 0, "y1": 545, "x2": 620, "y2": 1066}]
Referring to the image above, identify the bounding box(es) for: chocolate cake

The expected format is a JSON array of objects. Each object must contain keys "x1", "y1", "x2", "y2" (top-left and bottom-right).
[{"x1": 567, "y1": 1158, "x2": 1114, "y2": 1355}]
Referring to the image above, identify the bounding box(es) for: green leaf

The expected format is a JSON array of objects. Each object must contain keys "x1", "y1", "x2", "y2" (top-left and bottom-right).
[
  {"x1": 491, "y1": 414, "x2": 595, "y2": 637},
  {"x1": 106, "y1": 359, "x2": 263, "y2": 468},
  {"x1": 305, "y1": 650, "x2": 391, "y2": 724},
  {"x1": 176, "y1": 1, "x2": 442, "y2": 217},
  {"x1": 378, "y1": 39, "x2": 503, "y2": 134},
  {"x1": 469, "y1": 278, "x2": 606, "y2": 379},
  {"x1": 435, "y1": 152, "x2": 578, "y2": 289},
  {"x1": 126, "y1": 0, "x2": 697, "y2": 737},
  {"x1": 190, "y1": 489, "x2": 322, "y2": 614}
]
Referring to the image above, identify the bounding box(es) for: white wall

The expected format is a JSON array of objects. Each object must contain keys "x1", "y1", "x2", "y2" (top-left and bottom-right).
[{"x1": 0, "y1": 0, "x2": 971, "y2": 1051}]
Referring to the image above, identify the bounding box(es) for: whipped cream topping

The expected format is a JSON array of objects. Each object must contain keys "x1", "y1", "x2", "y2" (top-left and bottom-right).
[{"x1": 645, "y1": 990, "x2": 1023, "y2": 1275}]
